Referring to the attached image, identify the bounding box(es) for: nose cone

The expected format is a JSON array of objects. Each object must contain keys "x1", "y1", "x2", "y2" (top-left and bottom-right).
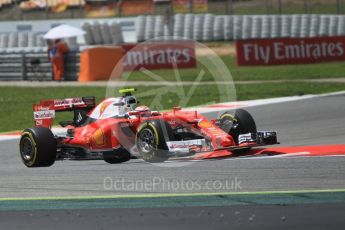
[{"x1": 221, "y1": 136, "x2": 235, "y2": 147}]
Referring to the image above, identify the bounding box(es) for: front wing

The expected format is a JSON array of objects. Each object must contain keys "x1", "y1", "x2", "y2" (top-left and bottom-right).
[{"x1": 165, "y1": 131, "x2": 279, "y2": 159}]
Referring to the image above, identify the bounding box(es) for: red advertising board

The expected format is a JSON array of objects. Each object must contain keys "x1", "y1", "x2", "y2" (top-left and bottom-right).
[
  {"x1": 193, "y1": 0, "x2": 208, "y2": 13},
  {"x1": 120, "y1": 0, "x2": 153, "y2": 16},
  {"x1": 172, "y1": 0, "x2": 208, "y2": 13},
  {"x1": 122, "y1": 41, "x2": 196, "y2": 71},
  {"x1": 84, "y1": 2, "x2": 117, "y2": 18},
  {"x1": 236, "y1": 36, "x2": 345, "y2": 65},
  {"x1": 172, "y1": 0, "x2": 189, "y2": 13}
]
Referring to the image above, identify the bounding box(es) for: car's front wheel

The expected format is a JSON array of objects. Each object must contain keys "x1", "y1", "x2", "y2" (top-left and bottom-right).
[
  {"x1": 218, "y1": 109, "x2": 257, "y2": 154},
  {"x1": 136, "y1": 119, "x2": 174, "y2": 163}
]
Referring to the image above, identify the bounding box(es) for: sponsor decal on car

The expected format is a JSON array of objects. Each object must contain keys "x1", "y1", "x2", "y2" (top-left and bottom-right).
[
  {"x1": 54, "y1": 98, "x2": 84, "y2": 108},
  {"x1": 33, "y1": 110, "x2": 55, "y2": 119},
  {"x1": 238, "y1": 133, "x2": 256, "y2": 145},
  {"x1": 35, "y1": 106, "x2": 50, "y2": 111},
  {"x1": 168, "y1": 120, "x2": 178, "y2": 126},
  {"x1": 198, "y1": 120, "x2": 213, "y2": 128},
  {"x1": 167, "y1": 139, "x2": 207, "y2": 153},
  {"x1": 99, "y1": 101, "x2": 114, "y2": 117},
  {"x1": 93, "y1": 128, "x2": 105, "y2": 146}
]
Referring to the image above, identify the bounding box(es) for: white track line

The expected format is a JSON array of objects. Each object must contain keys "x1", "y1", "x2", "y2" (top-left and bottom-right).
[
  {"x1": 186, "y1": 91, "x2": 345, "y2": 114},
  {"x1": 0, "y1": 128, "x2": 67, "y2": 141},
  {"x1": 0, "y1": 135, "x2": 21, "y2": 141}
]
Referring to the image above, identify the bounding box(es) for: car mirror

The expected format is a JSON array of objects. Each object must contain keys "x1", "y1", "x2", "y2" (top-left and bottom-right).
[
  {"x1": 128, "y1": 98, "x2": 137, "y2": 104},
  {"x1": 113, "y1": 102, "x2": 125, "y2": 106}
]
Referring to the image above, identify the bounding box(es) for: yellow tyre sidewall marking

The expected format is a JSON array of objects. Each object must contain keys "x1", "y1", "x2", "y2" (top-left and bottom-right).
[
  {"x1": 137, "y1": 122, "x2": 159, "y2": 160},
  {"x1": 147, "y1": 123, "x2": 159, "y2": 146},
  {"x1": 21, "y1": 131, "x2": 37, "y2": 166},
  {"x1": 220, "y1": 113, "x2": 237, "y2": 122}
]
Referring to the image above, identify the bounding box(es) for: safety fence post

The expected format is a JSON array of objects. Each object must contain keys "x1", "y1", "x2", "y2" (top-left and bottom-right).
[{"x1": 21, "y1": 53, "x2": 27, "y2": 81}]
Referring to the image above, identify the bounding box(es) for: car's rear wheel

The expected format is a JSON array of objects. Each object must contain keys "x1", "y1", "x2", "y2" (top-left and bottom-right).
[
  {"x1": 218, "y1": 109, "x2": 257, "y2": 153},
  {"x1": 103, "y1": 149, "x2": 131, "y2": 164},
  {"x1": 136, "y1": 119, "x2": 174, "y2": 163},
  {"x1": 19, "y1": 127, "x2": 57, "y2": 167}
]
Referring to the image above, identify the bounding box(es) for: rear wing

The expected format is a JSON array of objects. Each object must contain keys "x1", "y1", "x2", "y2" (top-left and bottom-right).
[{"x1": 33, "y1": 96, "x2": 96, "y2": 128}]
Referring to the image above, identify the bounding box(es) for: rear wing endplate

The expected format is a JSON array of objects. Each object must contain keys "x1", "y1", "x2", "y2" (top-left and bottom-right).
[{"x1": 33, "y1": 96, "x2": 95, "y2": 128}]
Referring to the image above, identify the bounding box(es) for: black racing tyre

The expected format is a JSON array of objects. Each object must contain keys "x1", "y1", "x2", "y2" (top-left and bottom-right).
[
  {"x1": 136, "y1": 119, "x2": 174, "y2": 163},
  {"x1": 103, "y1": 149, "x2": 131, "y2": 164},
  {"x1": 19, "y1": 127, "x2": 57, "y2": 167},
  {"x1": 234, "y1": 109, "x2": 257, "y2": 135},
  {"x1": 218, "y1": 109, "x2": 257, "y2": 154}
]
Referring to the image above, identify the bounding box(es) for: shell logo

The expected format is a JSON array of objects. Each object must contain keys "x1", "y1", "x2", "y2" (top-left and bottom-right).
[
  {"x1": 100, "y1": 102, "x2": 108, "y2": 115},
  {"x1": 93, "y1": 128, "x2": 105, "y2": 146},
  {"x1": 98, "y1": 101, "x2": 113, "y2": 118},
  {"x1": 198, "y1": 120, "x2": 213, "y2": 128}
]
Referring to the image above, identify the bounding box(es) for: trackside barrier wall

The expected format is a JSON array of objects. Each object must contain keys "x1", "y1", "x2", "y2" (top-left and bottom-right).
[
  {"x1": 136, "y1": 14, "x2": 345, "y2": 42},
  {"x1": 0, "y1": 52, "x2": 79, "y2": 81},
  {"x1": 78, "y1": 46, "x2": 123, "y2": 82}
]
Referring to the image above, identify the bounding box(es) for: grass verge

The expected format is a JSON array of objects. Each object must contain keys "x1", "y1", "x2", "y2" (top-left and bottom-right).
[
  {"x1": 1, "y1": 82, "x2": 345, "y2": 133},
  {"x1": 125, "y1": 56, "x2": 345, "y2": 82}
]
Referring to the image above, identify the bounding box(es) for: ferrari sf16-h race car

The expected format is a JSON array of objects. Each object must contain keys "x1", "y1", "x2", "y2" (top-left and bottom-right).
[{"x1": 19, "y1": 88, "x2": 278, "y2": 167}]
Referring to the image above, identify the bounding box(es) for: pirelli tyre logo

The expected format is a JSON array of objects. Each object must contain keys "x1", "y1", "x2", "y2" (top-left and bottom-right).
[{"x1": 33, "y1": 110, "x2": 55, "y2": 119}]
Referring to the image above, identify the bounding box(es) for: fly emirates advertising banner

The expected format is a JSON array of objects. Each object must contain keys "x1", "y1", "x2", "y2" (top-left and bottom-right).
[
  {"x1": 122, "y1": 41, "x2": 196, "y2": 71},
  {"x1": 236, "y1": 36, "x2": 345, "y2": 65}
]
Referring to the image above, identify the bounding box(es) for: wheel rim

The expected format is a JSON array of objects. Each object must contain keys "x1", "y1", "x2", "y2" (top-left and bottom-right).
[
  {"x1": 221, "y1": 117, "x2": 235, "y2": 133},
  {"x1": 220, "y1": 115, "x2": 241, "y2": 143},
  {"x1": 138, "y1": 128, "x2": 156, "y2": 154},
  {"x1": 21, "y1": 136, "x2": 34, "y2": 160}
]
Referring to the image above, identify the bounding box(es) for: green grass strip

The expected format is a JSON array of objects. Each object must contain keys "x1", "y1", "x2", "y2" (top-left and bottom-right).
[
  {"x1": 0, "y1": 189, "x2": 345, "y2": 211},
  {"x1": 125, "y1": 56, "x2": 345, "y2": 82}
]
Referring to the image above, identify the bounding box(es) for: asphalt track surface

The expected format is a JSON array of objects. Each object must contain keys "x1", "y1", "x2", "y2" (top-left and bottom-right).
[
  {"x1": 1, "y1": 93, "x2": 345, "y2": 229},
  {"x1": 1, "y1": 203, "x2": 345, "y2": 230}
]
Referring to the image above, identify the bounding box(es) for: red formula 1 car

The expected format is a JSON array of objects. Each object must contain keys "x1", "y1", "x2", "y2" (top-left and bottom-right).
[{"x1": 19, "y1": 88, "x2": 278, "y2": 167}]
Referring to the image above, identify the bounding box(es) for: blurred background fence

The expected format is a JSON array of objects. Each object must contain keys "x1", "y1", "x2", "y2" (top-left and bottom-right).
[
  {"x1": 0, "y1": 51, "x2": 79, "y2": 81},
  {"x1": 1, "y1": 0, "x2": 345, "y2": 21}
]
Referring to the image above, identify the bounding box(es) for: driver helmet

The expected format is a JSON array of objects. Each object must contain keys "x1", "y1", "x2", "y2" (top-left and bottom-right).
[
  {"x1": 135, "y1": 105, "x2": 151, "y2": 117},
  {"x1": 124, "y1": 95, "x2": 138, "y2": 111}
]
